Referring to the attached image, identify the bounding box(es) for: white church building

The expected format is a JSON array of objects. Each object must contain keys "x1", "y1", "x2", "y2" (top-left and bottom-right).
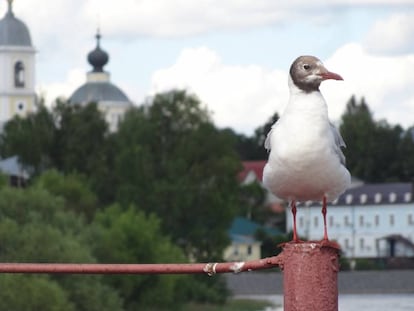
[{"x1": 0, "y1": 0, "x2": 36, "y2": 124}]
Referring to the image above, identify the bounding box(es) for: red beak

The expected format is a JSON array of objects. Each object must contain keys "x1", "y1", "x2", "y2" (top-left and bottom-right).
[{"x1": 320, "y1": 71, "x2": 343, "y2": 81}]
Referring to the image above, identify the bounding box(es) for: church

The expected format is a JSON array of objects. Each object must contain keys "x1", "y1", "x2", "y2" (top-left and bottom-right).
[
  {"x1": 0, "y1": 0, "x2": 132, "y2": 131},
  {"x1": 0, "y1": 0, "x2": 133, "y2": 182}
]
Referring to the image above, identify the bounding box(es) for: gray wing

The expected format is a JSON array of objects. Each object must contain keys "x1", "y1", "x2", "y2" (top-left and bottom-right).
[
  {"x1": 330, "y1": 122, "x2": 346, "y2": 165},
  {"x1": 264, "y1": 123, "x2": 277, "y2": 152},
  {"x1": 264, "y1": 129, "x2": 272, "y2": 152}
]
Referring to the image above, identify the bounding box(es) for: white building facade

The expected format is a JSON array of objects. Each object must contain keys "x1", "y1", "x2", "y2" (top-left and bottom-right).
[{"x1": 288, "y1": 183, "x2": 414, "y2": 258}]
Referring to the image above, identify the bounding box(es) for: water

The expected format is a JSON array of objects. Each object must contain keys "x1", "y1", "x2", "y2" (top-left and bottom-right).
[{"x1": 238, "y1": 294, "x2": 414, "y2": 310}]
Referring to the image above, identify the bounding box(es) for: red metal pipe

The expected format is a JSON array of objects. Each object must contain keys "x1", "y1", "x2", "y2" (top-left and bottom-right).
[{"x1": 0, "y1": 255, "x2": 282, "y2": 275}]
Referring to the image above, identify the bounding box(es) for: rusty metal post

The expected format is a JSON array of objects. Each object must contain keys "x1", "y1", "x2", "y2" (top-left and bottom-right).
[{"x1": 280, "y1": 242, "x2": 340, "y2": 311}]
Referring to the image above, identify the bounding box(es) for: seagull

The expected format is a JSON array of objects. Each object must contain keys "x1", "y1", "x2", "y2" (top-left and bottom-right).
[{"x1": 263, "y1": 55, "x2": 351, "y2": 242}]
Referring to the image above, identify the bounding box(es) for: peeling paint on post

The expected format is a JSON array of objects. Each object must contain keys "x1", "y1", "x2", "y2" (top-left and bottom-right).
[{"x1": 280, "y1": 242, "x2": 340, "y2": 311}]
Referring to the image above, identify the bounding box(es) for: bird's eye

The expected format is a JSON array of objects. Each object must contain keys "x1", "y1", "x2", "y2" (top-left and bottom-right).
[{"x1": 303, "y1": 64, "x2": 311, "y2": 70}]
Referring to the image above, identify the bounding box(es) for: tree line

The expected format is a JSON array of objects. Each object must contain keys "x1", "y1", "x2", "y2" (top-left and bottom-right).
[
  {"x1": 235, "y1": 95, "x2": 414, "y2": 183},
  {"x1": 0, "y1": 90, "x2": 413, "y2": 309},
  {"x1": 0, "y1": 90, "x2": 246, "y2": 310}
]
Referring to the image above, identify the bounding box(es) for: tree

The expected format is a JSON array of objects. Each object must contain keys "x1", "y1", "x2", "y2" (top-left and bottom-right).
[
  {"x1": 0, "y1": 185, "x2": 124, "y2": 311},
  {"x1": 0, "y1": 275, "x2": 74, "y2": 311},
  {"x1": 0, "y1": 102, "x2": 55, "y2": 175},
  {"x1": 340, "y1": 96, "x2": 402, "y2": 182},
  {"x1": 33, "y1": 170, "x2": 98, "y2": 222},
  {"x1": 53, "y1": 101, "x2": 109, "y2": 177},
  {"x1": 396, "y1": 127, "x2": 414, "y2": 181},
  {"x1": 114, "y1": 90, "x2": 242, "y2": 262},
  {"x1": 90, "y1": 204, "x2": 187, "y2": 311},
  {"x1": 233, "y1": 112, "x2": 279, "y2": 160}
]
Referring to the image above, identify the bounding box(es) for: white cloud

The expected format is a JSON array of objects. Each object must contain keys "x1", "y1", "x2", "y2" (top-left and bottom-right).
[
  {"x1": 325, "y1": 43, "x2": 414, "y2": 127},
  {"x1": 364, "y1": 13, "x2": 414, "y2": 54},
  {"x1": 5, "y1": 0, "x2": 413, "y2": 41},
  {"x1": 151, "y1": 44, "x2": 414, "y2": 135},
  {"x1": 37, "y1": 68, "x2": 85, "y2": 106},
  {"x1": 150, "y1": 47, "x2": 288, "y2": 133}
]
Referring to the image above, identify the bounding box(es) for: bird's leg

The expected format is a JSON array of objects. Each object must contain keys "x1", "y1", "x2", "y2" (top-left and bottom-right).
[
  {"x1": 322, "y1": 196, "x2": 329, "y2": 241},
  {"x1": 291, "y1": 200, "x2": 299, "y2": 242}
]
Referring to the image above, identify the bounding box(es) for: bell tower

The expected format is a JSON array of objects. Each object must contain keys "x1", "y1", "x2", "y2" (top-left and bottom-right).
[{"x1": 0, "y1": 0, "x2": 36, "y2": 123}]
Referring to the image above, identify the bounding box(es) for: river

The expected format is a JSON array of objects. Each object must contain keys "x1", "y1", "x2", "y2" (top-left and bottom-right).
[{"x1": 238, "y1": 293, "x2": 414, "y2": 311}]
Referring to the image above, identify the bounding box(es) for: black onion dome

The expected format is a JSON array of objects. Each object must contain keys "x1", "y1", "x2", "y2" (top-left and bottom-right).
[{"x1": 87, "y1": 31, "x2": 109, "y2": 72}]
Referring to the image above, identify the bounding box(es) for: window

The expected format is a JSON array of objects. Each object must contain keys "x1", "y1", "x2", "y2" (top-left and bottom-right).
[
  {"x1": 344, "y1": 238, "x2": 350, "y2": 249},
  {"x1": 15, "y1": 101, "x2": 26, "y2": 115},
  {"x1": 375, "y1": 215, "x2": 380, "y2": 226},
  {"x1": 408, "y1": 214, "x2": 414, "y2": 225},
  {"x1": 389, "y1": 214, "x2": 395, "y2": 226},
  {"x1": 345, "y1": 194, "x2": 353, "y2": 204},
  {"x1": 314, "y1": 216, "x2": 319, "y2": 228},
  {"x1": 344, "y1": 215, "x2": 350, "y2": 226},
  {"x1": 299, "y1": 216, "x2": 304, "y2": 228},
  {"x1": 247, "y1": 245, "x2": 252, "y2": 255},
  {"x1": 359, "y1": 238, "x2": 365, "y2": 250},
  {"x1": 233, "y1": 246, "x2": 239, "y2": 256},
  {"x1": 359, "y1": 215, "x2": 364, "y2": 226},
  {"x1": 14, "y1": 61, "x2": 25, "y2": 87},
  {"x1": 360, "y1": 194, "x2": 367, "y2": 204},
  {"x1": 329, "y1": 216, "x2": 334, "y2": 227}
]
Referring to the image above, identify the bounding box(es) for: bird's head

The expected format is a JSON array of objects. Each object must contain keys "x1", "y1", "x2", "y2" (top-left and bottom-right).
[{"x1": 289, "y1": 55, "x2": 343, "y2": 93}]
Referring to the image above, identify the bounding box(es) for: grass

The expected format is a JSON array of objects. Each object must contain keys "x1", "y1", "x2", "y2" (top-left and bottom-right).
[{"x1": 183, "y1": 298, "x2": 277, "y2": 311}]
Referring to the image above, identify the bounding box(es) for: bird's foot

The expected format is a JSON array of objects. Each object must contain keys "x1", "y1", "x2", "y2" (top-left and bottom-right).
[
  {"x1": 277, "y1": 239, "x2": 304, "y2": 248},
  {"x1": 320, "y1": 238, "x2": 341, "y2": 250}
]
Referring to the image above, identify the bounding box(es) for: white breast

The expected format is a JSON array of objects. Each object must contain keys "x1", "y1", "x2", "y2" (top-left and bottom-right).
[{"x1": 263, "y1": 89, "x2": 350, "y2": 202}]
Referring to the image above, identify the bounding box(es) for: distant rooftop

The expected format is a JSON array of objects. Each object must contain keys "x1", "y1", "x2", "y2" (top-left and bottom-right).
[
  {"x1": 332, "y1": 182, "x2": 413, "y2": 206},
  {"x1": 229, "y1": 216, "x2": 282, "y2": 237}
]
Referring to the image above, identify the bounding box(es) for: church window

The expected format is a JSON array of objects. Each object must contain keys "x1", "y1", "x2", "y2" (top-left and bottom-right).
[{"x1": 14, "y1": 61, "x2": 25, "y2": 87}]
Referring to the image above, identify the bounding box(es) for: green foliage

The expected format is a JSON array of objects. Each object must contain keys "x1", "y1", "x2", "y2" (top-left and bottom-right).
[
  {"x1": 90, "y1": 204, "x2": 187, "y2": 310},
  {"x1": 233, "y1": 112, "x2": 279, "y2": 160},
  {"x1": 0, "y1": 103, "x2": 55, "y2": 174},
  {"x1": 396, "y1": 127, "x2": 414, "y2": 181},
  {"x1": 0, "y1": 172, "x2": 9, "y2": 188},
  {"x1": 0, "y1": 275, "x2": 74, "y2": 311},
  {"x1": 33, "y1": 170, "x2": 98, "y2": 222},
  {"x1": 340, "y1": 96, "x2": 403, "y2": 182},
  {"x1": 113, "y1": 90, "x2": 241, "y2": 261},
  {"x1": 0, "y1": 186, "x2": 124, "y2": 311},
  {"x1": 183, "y1": 298, "x2": 276, "y2": 311},
  {"x1": 239, "y1": 181, "x2": 267, "y2": 222},
  {"x1": 0, "y1": 91, "x2": 245, "y2": 306},
  {"x1": 354, "y1": 258, "x2": 383, "y2": 270},
  {"x1": 254, "y1": 231, "x2": 294, "y2": 258},
  {"x1": 52, "y1": 101, "x2": 109, "y2": 176}
]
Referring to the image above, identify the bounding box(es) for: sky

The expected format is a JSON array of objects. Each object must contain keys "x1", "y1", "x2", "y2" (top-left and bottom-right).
[{"x1": 3, "y1": 0, "x2": 414, "y2": 135}]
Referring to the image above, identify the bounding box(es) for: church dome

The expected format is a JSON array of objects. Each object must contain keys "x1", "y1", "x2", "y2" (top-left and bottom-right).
[
  {"x1": 70, "y1": 82, "x2": 130, "y2": 104},
  {"x1": 87, "y1": 32, "x2": 109, "y2": 72},
  {"x1": 0, "y1": 1, "x2": 32, "y2": 46},
  {"x1": 69, "y1": 30, "x2": 131, "y2": 106}
]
